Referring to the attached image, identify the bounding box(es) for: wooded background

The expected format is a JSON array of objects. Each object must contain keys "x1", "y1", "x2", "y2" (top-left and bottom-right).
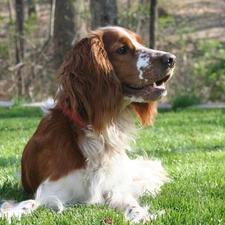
[{"x1": 0, "y1": 0, "x2": 225, "y2": 105}]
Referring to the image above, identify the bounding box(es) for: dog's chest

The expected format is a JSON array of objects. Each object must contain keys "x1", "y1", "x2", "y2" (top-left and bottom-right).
[{"x1": 77, "y1": 127, "x2": 133, "y2": 201}]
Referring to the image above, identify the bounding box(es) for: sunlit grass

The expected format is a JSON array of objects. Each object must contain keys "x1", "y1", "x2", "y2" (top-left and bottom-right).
[{"x1": 0, "y1": 107, "x2": 225, "y2": 224}]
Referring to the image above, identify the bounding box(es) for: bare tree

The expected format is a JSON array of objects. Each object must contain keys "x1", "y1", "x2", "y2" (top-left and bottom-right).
[
  {"x1": 25, "y1": 0, "x2": 56, "y2": 97},
  {"x1": 90, "y1": 0, "x2": 118, "y2": 29},
  {"x1": 136, "y1": 0, "x2": 145, "y2": 34},
  {"x1": 27, "y1": 0, "x2": 36, "y2": 17},
  {"x1": 15, "y1": 0, "x2": 24, "y2": 97},
  {"x1": 7, "y1": 0, "x2": 15, "y2": 22},
  {"x1": 149, "y1": 0, "x2": 158, "y2": 49},
  {"x1": 53, "y1": 0, "x2": 75, "y2": 69}
]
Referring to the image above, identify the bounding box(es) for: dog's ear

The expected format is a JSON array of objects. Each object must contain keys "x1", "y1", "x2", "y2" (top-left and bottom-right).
[
  {"x1": 132, "y1": 102, "x2": 157, "y2": 126},
  {"x1": 56, "y1": 32, "x2": 123, "y2": 134}
]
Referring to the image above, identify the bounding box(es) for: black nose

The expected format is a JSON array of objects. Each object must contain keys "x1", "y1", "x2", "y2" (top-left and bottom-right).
[{"x1": 161, "y1": 54, "x2": 176, "y2": 68}]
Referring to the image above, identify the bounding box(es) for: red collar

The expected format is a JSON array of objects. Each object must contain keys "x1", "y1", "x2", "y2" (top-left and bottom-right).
[{"x1": 59, "y1": 105, "x2": 88, "y2": 129}]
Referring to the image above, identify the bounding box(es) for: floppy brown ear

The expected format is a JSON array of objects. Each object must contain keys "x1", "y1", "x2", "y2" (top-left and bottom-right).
[
  {"x1": 56, "y1": 32, "x2": 123, "y2": 134},
  {"x1": 132, "y1": 102, "x2": 157, "y2": 126}
]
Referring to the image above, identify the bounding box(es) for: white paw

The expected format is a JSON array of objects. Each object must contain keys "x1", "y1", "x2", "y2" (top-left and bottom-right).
[
  {"x1": 126, "y1": 205, "x2": 156, "y2": 223},
  {"x1": 0, "y1": 200, "x2": 36, "y2": 219}
]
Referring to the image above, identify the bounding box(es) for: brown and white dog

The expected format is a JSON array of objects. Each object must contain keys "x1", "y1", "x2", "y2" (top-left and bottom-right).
[{"x1": 1, "y1": 26, "x2": 175, "y2": 223}]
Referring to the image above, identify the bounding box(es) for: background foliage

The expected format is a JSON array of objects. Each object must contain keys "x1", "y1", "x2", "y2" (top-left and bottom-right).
[{"x1": 0, "y1": 0, "x2": 225, "y2": 106}]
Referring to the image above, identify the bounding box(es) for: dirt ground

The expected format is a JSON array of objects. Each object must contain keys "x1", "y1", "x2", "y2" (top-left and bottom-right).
[{"x1": 164, "y1": 0, "x2": 225, "y2": 39}]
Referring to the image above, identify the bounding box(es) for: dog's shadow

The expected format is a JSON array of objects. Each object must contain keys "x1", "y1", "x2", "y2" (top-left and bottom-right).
[{"x1": 0, "y1": 178, "x2": 32, "y2": 203}]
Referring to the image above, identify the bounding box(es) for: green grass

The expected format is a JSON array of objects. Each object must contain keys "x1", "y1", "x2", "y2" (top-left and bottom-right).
[{"x1": 0, "y1": 106, "x2": 225, "y2": 225}]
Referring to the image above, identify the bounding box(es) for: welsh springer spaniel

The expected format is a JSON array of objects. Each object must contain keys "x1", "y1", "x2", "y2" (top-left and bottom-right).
[{"x1": 1, "y1": 26, "x2": 176, "y2": 223}]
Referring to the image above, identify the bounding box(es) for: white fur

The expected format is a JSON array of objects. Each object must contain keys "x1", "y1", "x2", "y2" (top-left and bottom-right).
[
  {"x1": 124, "y1": 95, "x2": 146, "y2": 103},
  {"x1": 41, "y1": 98, "x2": 56, "y2": 114},
  {"x1": 137, "y1": 52, "x2": 151, "y2": 80}
]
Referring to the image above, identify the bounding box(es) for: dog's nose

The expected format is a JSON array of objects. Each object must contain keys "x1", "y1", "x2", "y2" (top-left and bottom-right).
[{"x1": 161, "y1": 54, "x2": 176, "y2": 68}]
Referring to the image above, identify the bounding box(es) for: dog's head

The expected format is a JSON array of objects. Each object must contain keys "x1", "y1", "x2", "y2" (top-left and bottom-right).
[
  {"x1": 100, "y1": 26, "x2": 175, "y2": 102},
  {"x1": 56, "y1": 26, "x2": 176, "y2": 132}
]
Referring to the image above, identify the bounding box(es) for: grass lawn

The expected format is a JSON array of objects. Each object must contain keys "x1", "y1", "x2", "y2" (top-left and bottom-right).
[{"x1": 0, "y1": 106, "x2": 225, "y2": 225}]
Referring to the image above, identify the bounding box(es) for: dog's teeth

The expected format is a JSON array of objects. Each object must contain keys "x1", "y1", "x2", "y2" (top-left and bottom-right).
[{"x1": 153, "y1": 82, "x2": 157, "y2": 87}]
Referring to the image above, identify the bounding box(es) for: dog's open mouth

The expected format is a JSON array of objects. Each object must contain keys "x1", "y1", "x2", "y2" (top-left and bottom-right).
[
  {"x1": 123, "y1": 74, "x2": 171, "y2": 92},
  {"x1": 122, "y1": 74, "x2": 172, "y2": 102}
]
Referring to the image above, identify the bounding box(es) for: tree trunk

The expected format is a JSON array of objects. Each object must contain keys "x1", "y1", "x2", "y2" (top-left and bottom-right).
[
  {"x1": 15, "y1": 0, "x2": 24, "y2": 97},
  {"x1": 136, "y1": 0, "x2": 144, "y2": 34},
  {"x1": 27, "y1": 0, "x2": 36, "y2": 17},
  {"x1": 53, "y1": 0, "x2": 75, "y2": 70},
  {"x1": 7, "y1": 0, "x2": 15, "y2": 22},
  {"x1": 73, "y1": 0, "x2": 88, "y2": 44},
  {"x1": 149, "y1": 0, "x2": 158, "y2": 49},
  {"x1": 90, "y1": 0, "x2": 118, "y2": 29}
]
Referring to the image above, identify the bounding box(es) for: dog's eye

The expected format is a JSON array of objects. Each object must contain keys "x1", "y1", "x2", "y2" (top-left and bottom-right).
[{"x1": 117, "y1": 46, "x2": 127, "y2": 54}]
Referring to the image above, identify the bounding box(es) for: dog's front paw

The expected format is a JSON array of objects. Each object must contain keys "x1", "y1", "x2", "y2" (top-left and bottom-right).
[
  {"x1": 126, "y1": 205, "x2": 156, "y2": 223},
  {"x1": 0, "y1": 200, "x2": 36, "y2": 219}
]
